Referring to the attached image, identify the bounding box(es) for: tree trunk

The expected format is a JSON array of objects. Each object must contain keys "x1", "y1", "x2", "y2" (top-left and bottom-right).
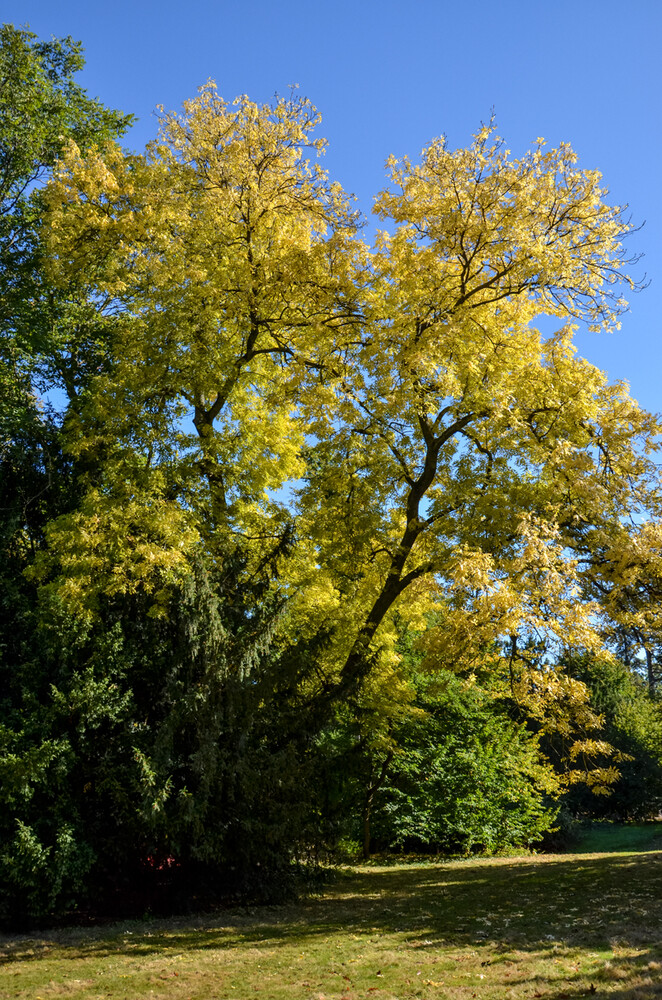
[
  {"x1": 362, "y1": 793, "x2": 373, "y2": 861},
  {"x1": 646, "y1": 645, "x2": 655, "y2": 696}
]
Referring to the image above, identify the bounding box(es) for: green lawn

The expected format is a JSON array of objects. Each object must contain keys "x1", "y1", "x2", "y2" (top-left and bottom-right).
[
  {"x1": 2, "y1": 845, "x2": 662, "y2": 999},
  {"x1": 573, "y1": 822, "x2": 662, "y2": 855}
]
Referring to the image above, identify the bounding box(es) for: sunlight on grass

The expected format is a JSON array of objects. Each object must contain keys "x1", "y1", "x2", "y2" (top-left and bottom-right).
[{"x1": 2, "y1": 849, "x2": 662, "y2": 999}]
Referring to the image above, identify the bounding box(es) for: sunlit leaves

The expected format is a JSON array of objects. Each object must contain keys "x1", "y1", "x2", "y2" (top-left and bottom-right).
[{"x1": 42, "y1": 91, "x2": 659, "y2": 746}]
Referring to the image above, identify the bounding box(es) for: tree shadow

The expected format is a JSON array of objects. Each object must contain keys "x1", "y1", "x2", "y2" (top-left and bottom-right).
[{"x1": 2, "y1": 852, "x2": 662, "y2": 996}]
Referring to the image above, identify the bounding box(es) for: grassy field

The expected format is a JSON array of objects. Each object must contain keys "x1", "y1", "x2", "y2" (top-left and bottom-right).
[{"x1": 2, "y1": 829, "x2": 662, "y2": 1000}]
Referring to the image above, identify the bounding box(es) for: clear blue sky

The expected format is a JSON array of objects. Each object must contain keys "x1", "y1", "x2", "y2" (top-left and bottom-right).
[{"x1": 7, "y1": 0, "x2": 662, "y2": 412}]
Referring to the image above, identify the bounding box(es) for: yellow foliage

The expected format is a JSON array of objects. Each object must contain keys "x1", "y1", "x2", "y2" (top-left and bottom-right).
[
  {"x1": 28, "y1": 477, "x2": 198, "y2": 618},
  {"x1": 41, "y1": 89, "x2": 660, "y2": 771}
]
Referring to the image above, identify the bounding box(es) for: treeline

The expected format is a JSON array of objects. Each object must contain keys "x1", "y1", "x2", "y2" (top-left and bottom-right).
[{"x1": 2, "y1": 24, "x2": 662, "y2": 927}]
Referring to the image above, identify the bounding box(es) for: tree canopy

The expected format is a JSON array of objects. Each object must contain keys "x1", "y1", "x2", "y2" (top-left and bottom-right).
[{"x1": 41, "y1": 86, "x2": 660, "y2": 690}]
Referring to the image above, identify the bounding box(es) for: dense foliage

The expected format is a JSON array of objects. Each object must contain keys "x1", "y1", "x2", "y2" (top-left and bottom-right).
[{"x1": 2, "y1": 24, "x2": 662, "y2": 926}]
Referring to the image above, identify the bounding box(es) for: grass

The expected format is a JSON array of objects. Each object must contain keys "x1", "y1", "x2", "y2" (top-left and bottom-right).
[
  {"x1": 573, "y1": 822, "x2": 662, "y2": 855},
  {"x1": 3, "y1": 837, "x2": 662, "y2": 999}
]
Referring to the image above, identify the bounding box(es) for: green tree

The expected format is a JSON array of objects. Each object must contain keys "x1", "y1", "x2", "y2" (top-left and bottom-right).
[
  {"x1": 373, "y1": 673, "x2": 559, "y2": 855},
  {"x1": 322, "y1": 669, "x2": 559, "y2": 859},
  {"x1": 0, "y1": 23, "x2": 133, "y2": 925},
  {"x1": 0, "y1": 23, "x2": 132, "y2": 391},
  {"x1": 562, "y1": 655, "x2": 662, "y2": 821}
]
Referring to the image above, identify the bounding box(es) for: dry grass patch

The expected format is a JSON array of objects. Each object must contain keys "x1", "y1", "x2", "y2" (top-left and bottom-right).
[{"x1": 2, "y1": 849, "x2": 662, "y2": 999}]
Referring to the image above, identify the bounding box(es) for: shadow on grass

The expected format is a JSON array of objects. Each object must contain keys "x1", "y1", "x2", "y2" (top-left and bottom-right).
[{"x1": 2, "y1": 852, "x2": 662, "y2": 997}]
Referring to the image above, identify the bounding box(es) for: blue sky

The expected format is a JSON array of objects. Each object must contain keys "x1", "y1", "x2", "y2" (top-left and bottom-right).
[{"x1": 7, "y1": 0, "x2": 662, "y2": 411}]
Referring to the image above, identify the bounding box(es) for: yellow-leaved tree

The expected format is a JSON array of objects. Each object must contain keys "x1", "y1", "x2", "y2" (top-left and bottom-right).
[
  {"x1": 42, "y1": 93, "x2": 660, "y2": 767},
  {"x1": 41, "y1": 85, "x2": 363, "y2": 604},
  {"x1": 297, "y1": 127, "x2": 658, "y2": 705}
]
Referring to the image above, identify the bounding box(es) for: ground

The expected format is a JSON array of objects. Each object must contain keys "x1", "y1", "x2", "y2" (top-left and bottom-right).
[{"x1": 2, "y1": 826, "x2": 662, "y2": 999}]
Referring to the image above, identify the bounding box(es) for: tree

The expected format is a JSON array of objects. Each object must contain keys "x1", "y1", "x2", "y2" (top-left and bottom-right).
[
  {"x1": 562, "y1": 653, "x2": 662, "y2": 821},
  {"x1": 0, "y1": 24, "x2": 133, "y2": 925},
  {"x1": 0, "y1": 21, "x2": 133, "y2": 649},
  {"x1": 0, "y1": 23, "x2": 132, "y2": 389},
  {"x1": 584, "y1": 520, "x2": 662, "y2": 695},
  {"x1": 43, "y1": 96, "x2": 655, "y2": 670},
  {"x1": 320, "y1": 661, "x2": 559, "y2": 860},
  {"x1": 304, "y1": 128, "x2": 655, "y2": 699},
  {"x1": 369, "y1": 671, "x2": 559, "y2": 856}
]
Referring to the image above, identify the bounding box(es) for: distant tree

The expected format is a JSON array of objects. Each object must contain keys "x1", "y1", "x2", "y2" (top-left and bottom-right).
[{"x1": 562, "y1": 655, "x2": 662, "y2": 821}]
